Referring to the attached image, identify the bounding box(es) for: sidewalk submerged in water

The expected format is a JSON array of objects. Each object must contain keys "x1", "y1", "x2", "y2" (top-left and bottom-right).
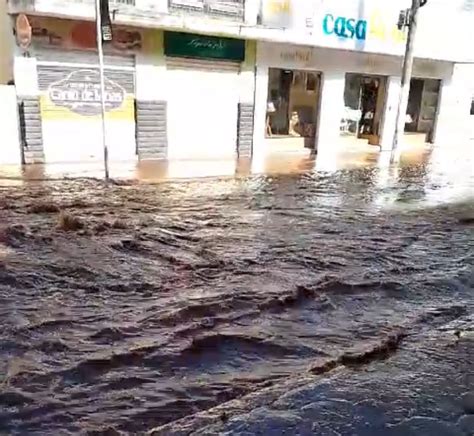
[
  {"x1": 1, "y1": 143, "x2": 469, "y2": 185},
  {"x1": 0, "y1": 146, "x2": 473, "y2": 435},
  {"x1": 2, "y1": 141, "x2": 474, "y2": 186}
]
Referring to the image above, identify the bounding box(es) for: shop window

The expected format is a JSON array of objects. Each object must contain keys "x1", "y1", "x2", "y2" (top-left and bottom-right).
[
  {"x1": 306, "y1": 73, "x2": 318, "y2": 92},
  {"x1": 265, "y1": 68, "x2": 320, "y2": 140},
  {"x1": 341, "y1": 73, "x2": 387, "y2": 143}
]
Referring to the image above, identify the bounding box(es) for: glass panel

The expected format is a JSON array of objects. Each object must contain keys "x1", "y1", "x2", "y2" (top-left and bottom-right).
[
  {"x1": 341, "y1": 73, "x2": 362, "y2": 135},
  {"x1": 359, "y1": 77, "x2": 380, "y2": 136},
  {"x1": 266, "y1": 68, "x2": 319, "y2": 140},
  {"x1": 266, "y1": 68, "x2": 291, "y2": 136}
]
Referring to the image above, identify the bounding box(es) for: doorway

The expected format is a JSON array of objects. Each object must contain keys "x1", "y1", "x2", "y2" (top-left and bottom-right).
[
  {"x1": 266, "y1": 68, "x2": 321, "y2": 151},
  {"x1": 405, "y1": 78, "x2": 441, "y2": 144},
  {"x1": 341, "y1": 73, "x2": 387, "y2": 146}
]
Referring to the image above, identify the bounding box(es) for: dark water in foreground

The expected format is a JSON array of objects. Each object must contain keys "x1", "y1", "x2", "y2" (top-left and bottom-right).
[{"x1": 0, "y1": 157, "x2": 473, "y2": 435}]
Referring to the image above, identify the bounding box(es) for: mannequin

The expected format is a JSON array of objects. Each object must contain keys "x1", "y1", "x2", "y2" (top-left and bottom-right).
[{"x1": 288, "y1": 111, "x2": 300, "y2": 137}]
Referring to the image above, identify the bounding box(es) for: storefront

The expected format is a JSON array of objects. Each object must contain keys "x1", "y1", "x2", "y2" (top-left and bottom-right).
[
  {"x1": 266, "y1": 67, "x2": 321, "y2": 151},
  {"x1": 253, "y1": 41, "x2": 455, "y2": 157},
  {"x1": 405, "y1": 78, "x2": 441, "y2": 143},
  {"x1": 341, "y1": 73, "x2": 388, "y2": 146},
  {"x1": 13, "y1": 21, "x2": 256, "y2": 164},
  {"x1": 15, "y1": 17, "x2": 141, "y2": 164},
  {"x1": 162, "y1": 31, "x2": 255, "y2": 160}
]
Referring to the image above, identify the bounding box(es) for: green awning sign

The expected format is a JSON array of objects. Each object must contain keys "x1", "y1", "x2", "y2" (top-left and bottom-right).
[{"x1": 164, "y1": 31, "x2": 245, "y2": 62}]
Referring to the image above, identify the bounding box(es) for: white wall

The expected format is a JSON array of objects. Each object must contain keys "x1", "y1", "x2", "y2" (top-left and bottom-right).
[
  {"x1": 316, "y1": 71, "x2": 346, "y2": 155},
  {"x1": 135, "y1": 33, "x2": 167, "y2": 101},
  {"x1": 13, "y1": 53, "x2": 40, "y2": 97},
  {"x1": 435, "y1": 63, "x2": 474, "y2": 145},
  {"x1": 379, "y1": 76, "x2": 401, "y2": 151},
  {"x1": 253, "y1": 63, "x2": 270, "y2": 159},
  {"x1": 8, "y1": 0, "x2": 473, "y2": 64},
  {"x1": 0, "y1": 86, "x2": 21, "y2": 165},
  {"x1": 0, "y1": 4, "x2": 14, "y2": 84},
  {"x1": 135, "y1": 52, "x2": 167, "y2": 101}
]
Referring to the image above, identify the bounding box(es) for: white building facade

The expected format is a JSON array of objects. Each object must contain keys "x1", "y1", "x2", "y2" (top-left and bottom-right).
[{"x1": 4, "y1": 0, "x2": 474, "y2": 165}]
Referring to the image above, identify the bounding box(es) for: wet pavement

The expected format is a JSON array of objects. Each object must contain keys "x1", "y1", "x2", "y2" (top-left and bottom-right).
[{"x1": 0, "y1": 145, "x2": 473, "y2": 435}]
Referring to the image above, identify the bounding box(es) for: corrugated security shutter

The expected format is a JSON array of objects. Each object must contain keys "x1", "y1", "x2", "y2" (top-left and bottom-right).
[
  {"x1": 165, "y1": 56, "x2": 240, "y2": 160},
  {"x1": 36, "y1": 49, "x2": 137, "y2": 163},
  {"x1": 166, "y1": 57, "x2": 241, "y2": 73}
]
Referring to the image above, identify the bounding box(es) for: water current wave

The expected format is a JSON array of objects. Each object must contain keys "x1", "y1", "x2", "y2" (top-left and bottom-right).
[{"x1": 0, "y1": 164, "x2": 473, "y2": 434}]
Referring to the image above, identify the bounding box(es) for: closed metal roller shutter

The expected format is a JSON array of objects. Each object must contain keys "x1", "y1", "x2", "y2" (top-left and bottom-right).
[
  {"x1": 166, "y1": 57, "x2": 241, "y2": 73},
  {"x1": 165, "y1": 57, "x2": 240, "y2": 160},
  {"x1": 36, "y1": 48, "x2": 137, "y2": 163},
  {"x1": 37, "y1": 65, "x2": 135, "y2": 95},
  {"x1": 36, "y1": 48, "x2": 136, "y2": 69}
]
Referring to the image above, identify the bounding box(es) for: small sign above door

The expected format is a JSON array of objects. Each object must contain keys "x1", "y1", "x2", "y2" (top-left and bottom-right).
[{"x1": 164, "y1": 32, "x2": 245, "y2": 62}]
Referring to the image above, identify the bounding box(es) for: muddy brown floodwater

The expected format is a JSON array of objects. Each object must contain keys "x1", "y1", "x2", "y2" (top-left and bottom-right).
[{"x1": 0, "y1": 150, "x2": 473, "y2": 435}]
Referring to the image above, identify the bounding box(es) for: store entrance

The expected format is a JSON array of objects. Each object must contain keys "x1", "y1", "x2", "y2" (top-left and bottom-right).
[
  {"x1": 266, "y1": 68, "x2": 321, "y2": 151},
  {"x1": 405, "y1": 78, "x2": 441, "y2": 144},
  {"x1": 341, "y1": 74, "x2": 387, "y2": 147}
]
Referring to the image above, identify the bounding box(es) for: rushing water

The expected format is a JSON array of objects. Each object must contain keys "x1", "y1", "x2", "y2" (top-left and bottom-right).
[{"x1": 0, "y1": 151, "x2": 473, "y2": 435}]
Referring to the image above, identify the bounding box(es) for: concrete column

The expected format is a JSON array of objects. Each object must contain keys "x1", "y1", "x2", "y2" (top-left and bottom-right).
[
  {"x1": 236, "y1": 40, "x2": 257, "y2": 158},
  {"x1": 316, "y1": 71, "x2": 345, "y2": 155},
  {"x1": 380, "y1": 76, "x2": 401, "y2": 151},
  {"x1": 13, "y1": 51, "x2": 43, "y2": 164},
  {"x1": 0, "y1": 86, "x2": 21, "y2": 164},
  {"x1": 135, "y1": 29, "x2": 168, "y2": 160},
  {"x1": 135, "y1": 30, "x2": 166, "y2": 101},
  {"x1": 252, "y1": 63, "x2": 269, "y2": 159},
  {"x1": 239, "y1": 40, "x2": 256, "y2": 104},
  {"x1": 13, "y1": 54, "x2": 39, "y2": 97},
  {"x1": 434, "y1": 63, "x2": 474, "y2": 146}
]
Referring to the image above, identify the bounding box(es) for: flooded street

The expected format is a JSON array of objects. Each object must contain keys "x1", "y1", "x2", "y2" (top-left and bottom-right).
[{"x1": 0, "y1": 147, "x2": 473, "y2": 435}]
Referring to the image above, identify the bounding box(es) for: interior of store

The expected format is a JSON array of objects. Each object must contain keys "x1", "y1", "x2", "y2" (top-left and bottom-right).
[
  {"x1": 340, "y1": 73, "x2": 387, "y2": 147},
  {"x1": 266, "y1": 68, "x2": 321, "y2": 151},
  {"x1": 405, "y1": 78, "x2": 441, "y2": 144}
]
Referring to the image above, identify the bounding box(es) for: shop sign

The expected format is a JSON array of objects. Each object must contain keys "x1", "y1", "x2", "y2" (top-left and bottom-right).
[
  {"x1": 48, "y1": 70, "x2": 125, "y2": 116},
  {"x1": 279, "y1": 49, "x2": 313, "y2": 65},
  {"x1": 323, "y1": 14, "x2": 367, "y2": 40},
  {"x1": 164, "y1": 32, "x2": 245, "y2": 62},
  {"x1": 322, "y1": 10, "x2": 406, "y2": 44}
]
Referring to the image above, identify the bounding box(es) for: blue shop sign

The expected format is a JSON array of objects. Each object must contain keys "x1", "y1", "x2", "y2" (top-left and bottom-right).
[{"x1": 323, "y1": 14, "x2": 367, "y2": 41}]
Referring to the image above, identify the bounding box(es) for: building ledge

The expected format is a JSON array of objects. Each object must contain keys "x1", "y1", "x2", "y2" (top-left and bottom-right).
[{"x1": 7, "y1": 1, "x2": 474, "y2": 64}]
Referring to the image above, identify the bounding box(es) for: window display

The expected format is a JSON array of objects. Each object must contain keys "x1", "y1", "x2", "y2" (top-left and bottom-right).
[
  {"x1": 341, "y1": 73, "x2": 384, "y2": 139},
  {"x1": 266, "y1": 68, "x2": 320, "y2": 140}
]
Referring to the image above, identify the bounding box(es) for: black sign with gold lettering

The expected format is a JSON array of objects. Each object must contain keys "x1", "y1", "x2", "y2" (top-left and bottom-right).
[{"x1": 164, "y1": 32, "x2": 245, "y2": 62}]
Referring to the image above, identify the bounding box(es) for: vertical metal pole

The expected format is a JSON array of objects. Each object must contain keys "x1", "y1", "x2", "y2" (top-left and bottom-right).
[
  {"x1": 95, "y1": 0, "x2": 110, "y2": 181},
  {"x1": 392, "y1": 0, "x2": 421, "y2": 154}
]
